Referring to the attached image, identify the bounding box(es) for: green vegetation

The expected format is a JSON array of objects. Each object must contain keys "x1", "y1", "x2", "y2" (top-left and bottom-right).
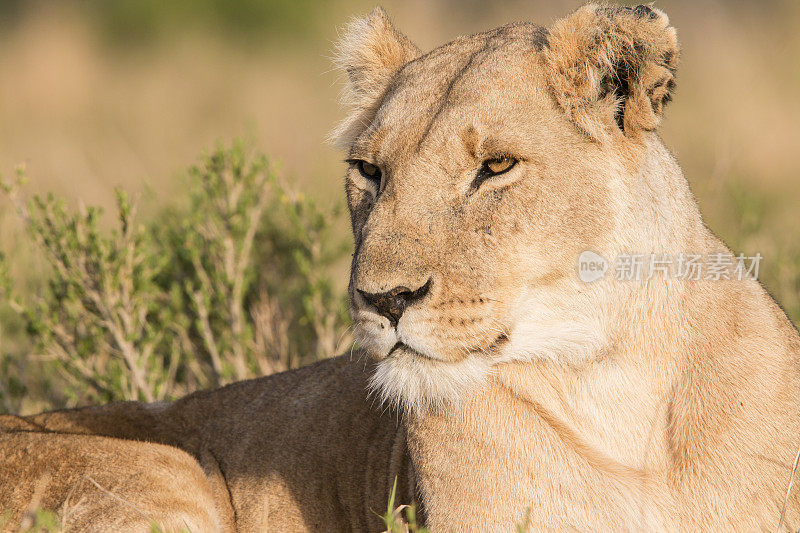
[
  {"x1": 715, "y1": 179, "x2": 800, "y2": 324},
  {"x1": 84, "y1": 0, "x2": 328, "y2": 46},
  {"x1": 0, "y1": 0, "x2": 329, "y2": 47},
  {"x1": 0, "y1": 142, "x2": 349, "y2": 411},
  {"x1": 380, "y1": 478, "x2": 429, "y2": 533},
  {"x1": 0, "y1": 508, "x2": 60, "y2": 533},
  {"x1": 379, "y1": 478, "x2": 533, "y2": 532}
]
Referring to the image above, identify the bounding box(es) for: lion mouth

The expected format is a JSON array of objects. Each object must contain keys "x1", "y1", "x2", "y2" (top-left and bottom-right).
[
  {"x1": 387, "y1": 342, "x2": 437, "y2": 361},
  {"x1": 387, "y1": 341, "x2": 405, "y2": 357},
  {"x1": 387, "y1": 333, "x2": 509, "y2": 361}
]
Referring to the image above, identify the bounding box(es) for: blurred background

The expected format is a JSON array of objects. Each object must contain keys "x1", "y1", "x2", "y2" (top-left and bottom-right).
[{"x1": 0, "y1": 0, "x2": 798, "y2": 412}]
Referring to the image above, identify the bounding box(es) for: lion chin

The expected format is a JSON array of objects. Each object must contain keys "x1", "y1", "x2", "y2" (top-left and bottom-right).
[{"x1": 367, "y1": 345, "x2": 495, "y2": 414}]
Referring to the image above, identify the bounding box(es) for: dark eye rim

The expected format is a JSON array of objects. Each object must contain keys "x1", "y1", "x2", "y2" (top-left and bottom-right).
[
  {"x1": 346, "y1": 159, "x2": 382, "y2": 184},
  {"x1": 470, "y1": 156, "x2": 518, "y2": 191}
]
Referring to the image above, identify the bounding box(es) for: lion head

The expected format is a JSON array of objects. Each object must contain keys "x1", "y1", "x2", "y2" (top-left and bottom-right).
[{"x1": 333, "y1": 4, "x2": 686, "y2": 413}]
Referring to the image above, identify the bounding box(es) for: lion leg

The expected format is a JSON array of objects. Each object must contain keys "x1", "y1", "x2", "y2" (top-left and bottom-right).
[{"x1": 0, "y1": 432, "x2": 221, "y2": 532}]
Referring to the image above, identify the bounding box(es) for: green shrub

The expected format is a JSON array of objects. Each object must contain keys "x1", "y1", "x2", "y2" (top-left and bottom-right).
[
  {"x1": 0, "y1": 141, "x2": 350, "y2": 409},
  {"x1": 76, "y1": 0, "x2": 324, "y2": 47}
]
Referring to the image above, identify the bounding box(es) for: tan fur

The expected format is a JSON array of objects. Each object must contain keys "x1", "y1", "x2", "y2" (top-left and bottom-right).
[
  {"x1": 1, "y1": 358, "x2": 415, "y2": 531},
  {"x1": 0, "y1": 433, "x2": 220, "y2": 532},
  {"x1": 339, "y1": 3, "x2": 800, "y2": 530},
  {"x1": 1, "y1": 4, "x2": 799, "y2": 531}
]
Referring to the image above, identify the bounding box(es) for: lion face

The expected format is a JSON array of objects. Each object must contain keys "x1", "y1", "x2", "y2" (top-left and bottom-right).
[{"x1": 334, "y1": 5, "x2": 679, "y2": 412}]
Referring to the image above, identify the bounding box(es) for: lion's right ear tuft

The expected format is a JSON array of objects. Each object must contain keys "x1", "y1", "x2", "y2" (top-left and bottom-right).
[
  {"x1": 329, "y1": 7, "x2": 420, "y2": 149},
  {"x1": 544, "y1": 3, "x2": 679, "y2": 142}
]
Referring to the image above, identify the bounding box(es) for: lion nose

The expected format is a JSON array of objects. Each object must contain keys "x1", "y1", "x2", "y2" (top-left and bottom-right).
[{"x1": 357, "y1": 279, "x2": 432, "y2": 327}]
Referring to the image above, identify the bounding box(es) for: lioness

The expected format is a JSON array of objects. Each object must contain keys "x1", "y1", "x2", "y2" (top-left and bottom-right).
[{"x1": 2, "y1": 3, "x2": 799, "y2": 531}]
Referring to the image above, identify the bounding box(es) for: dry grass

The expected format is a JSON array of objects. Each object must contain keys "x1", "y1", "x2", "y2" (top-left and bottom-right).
[{"x1": 777, "y1": 442, "x2": 800, "y2": 532}]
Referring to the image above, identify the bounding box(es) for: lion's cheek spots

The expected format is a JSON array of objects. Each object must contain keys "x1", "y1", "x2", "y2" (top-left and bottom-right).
[{"x1": 416, "y1": 305, "x2": 510, "y2": 362}]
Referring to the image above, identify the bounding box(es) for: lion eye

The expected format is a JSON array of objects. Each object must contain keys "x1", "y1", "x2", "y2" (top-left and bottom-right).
[
  {"x1": 471, "y1": 156, "x2": 518, "y2": 191},
  {"x1": 348, "y1": 160, "x2": 381, "y2": 184},
  {"x1": 359, "y1": 161, "x2": 380, "y2": 178},
  {"x1": 485, "y1": 157, "x2": 516, "y2": 175},
  {"x1": 346, "y1": 159, "x2": 383, "y2": 193}
]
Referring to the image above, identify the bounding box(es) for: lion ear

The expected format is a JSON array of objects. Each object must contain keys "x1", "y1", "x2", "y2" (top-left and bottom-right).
[
  {"x1": 543, "y1": 3, "x2": 679, "y2": 141},
  {"x1": 330, "y1": 7, "x2": 421, "y2": 149}
]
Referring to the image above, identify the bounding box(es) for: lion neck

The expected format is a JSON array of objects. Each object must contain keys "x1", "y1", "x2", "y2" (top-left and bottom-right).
[
  {"x1": 491, "y1": 137, "x2": 712, "y2": 466},
  {"x1": 407, "y1": 136, "x2": 730, "y2": 495},
  {"x1": 404, "y1": 256, "x2": 729, "y2": 530}
]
